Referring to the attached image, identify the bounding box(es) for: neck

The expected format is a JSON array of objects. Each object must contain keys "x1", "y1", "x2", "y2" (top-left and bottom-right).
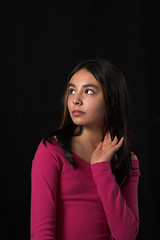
[{"x1": 78, "y1": 126, "x2": 104, "y2": 151}]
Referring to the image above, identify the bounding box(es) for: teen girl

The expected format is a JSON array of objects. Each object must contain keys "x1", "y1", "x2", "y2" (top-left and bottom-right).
[{"x1": 30, "y1": 59, "x2": 140, "y2": 240}]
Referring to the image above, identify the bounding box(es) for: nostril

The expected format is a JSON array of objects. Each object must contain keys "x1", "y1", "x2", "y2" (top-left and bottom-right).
[
  {"x1": 73, "y1": 100, "x2": 80, "y2": 104},
  {"x1": 73, "y1": 98, "x2": 82, "y2": 105}
]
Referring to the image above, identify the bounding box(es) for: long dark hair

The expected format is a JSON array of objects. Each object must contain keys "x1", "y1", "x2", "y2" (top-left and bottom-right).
[{"x1": 43, "y1": 58, "x2": 137, "y2": 186}]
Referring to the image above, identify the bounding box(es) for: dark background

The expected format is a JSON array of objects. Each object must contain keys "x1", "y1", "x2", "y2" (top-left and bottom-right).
[{"x1": 3, "y1": 0, "x2": 160, "y2": 239}]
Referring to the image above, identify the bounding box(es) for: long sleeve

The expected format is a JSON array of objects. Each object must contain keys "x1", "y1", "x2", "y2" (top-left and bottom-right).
[
  {"x1": 91, "y1": 160, "x2": 140, "y2": 240},
  {"x1": 30, "y1": 142, "x2": 61, "y2": 240}
]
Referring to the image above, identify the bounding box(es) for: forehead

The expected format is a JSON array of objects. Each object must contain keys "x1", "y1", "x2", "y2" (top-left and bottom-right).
[{"x1": 69, "y1": 68, "x2": 101, "y2": 87}]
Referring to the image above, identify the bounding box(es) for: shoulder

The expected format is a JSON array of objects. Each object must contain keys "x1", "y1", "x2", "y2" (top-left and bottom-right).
[
  {"x1": 35, "y1": 138, "x2": 61, "y2": 154},
  {"x1": 33, "y1": 138, "x2": 65, "y2": 170},
  {"x1": 131, "y1": 151, "x2": 138, "y2": 160}
]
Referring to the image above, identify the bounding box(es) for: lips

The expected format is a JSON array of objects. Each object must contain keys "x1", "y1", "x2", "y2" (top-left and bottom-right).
[{"x1": 72, "y1": 110, "x2": 85, "y2": 116}]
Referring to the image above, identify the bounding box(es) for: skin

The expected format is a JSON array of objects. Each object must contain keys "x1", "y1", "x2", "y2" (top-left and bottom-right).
[
  {"x1": 68, "y1": 69, "x2": 106, "y2": 130},
  {"x1": 67, "y1": 68, "x2": 135, "y2": 165}
]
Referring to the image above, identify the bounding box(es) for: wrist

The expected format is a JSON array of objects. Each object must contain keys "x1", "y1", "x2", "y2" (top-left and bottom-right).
[{"x1": 91, "y1": 160, "x2": 110, "y2": 165}]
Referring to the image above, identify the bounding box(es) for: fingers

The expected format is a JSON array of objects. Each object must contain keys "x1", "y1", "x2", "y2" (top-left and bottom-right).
[
  {"x1": 103, "y1": 130, "x2": 124, "y2": 152},
  {"x1": 114, "y1": 137, "x2": 124, "y2": 151},
  {"x1": 94, "y1": 141, "x2": 103, "y2": 152},
  {"x1": 103, "y1": 131, "x2": 124, "y2": 150},
  {"x1": 112, "y1": 135, "x2": 118, "y2": 146},
  {"x1": 103, "y1": 130, "x2": 112, "y2": 145},
  {"x1": 104, "y1": 131, "x2": 122, "y2": 145}
]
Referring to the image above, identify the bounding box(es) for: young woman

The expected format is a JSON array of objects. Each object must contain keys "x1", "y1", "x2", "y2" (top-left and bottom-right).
[{"x1": 30, "y1": 59, "x2": 140, "y2": 240}]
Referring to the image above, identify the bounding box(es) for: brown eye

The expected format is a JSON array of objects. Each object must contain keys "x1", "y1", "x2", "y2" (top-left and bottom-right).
[
  {"x1": 85, "y1": 89, "x2": 95, "y2": 95},
  {"x1": 69, "y1": 89, "x2": 75, "y2": 94}
]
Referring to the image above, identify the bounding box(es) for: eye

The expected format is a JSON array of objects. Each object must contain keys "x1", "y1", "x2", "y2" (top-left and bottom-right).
[
  {"x1": 69, "y1": 88, "x2": 75, "y2": 95},
  {"x1": 85, "y1": 89, "x2": 95, "y2": 95}
]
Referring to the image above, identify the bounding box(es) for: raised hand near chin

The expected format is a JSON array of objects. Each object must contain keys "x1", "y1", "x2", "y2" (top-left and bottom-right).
[{"x1": 90, "y1": 131, "x2": 124, "y2": 165}]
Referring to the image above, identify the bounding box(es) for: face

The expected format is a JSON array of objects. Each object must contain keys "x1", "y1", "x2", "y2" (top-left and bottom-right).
[{"x1": 67, "y1": 68, "x2": 106, "y2": 129}]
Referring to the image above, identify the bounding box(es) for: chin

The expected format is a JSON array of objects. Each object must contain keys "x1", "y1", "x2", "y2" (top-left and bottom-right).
[{"x1": 72, "y1": 119, "x2": 85, "y2": 126}]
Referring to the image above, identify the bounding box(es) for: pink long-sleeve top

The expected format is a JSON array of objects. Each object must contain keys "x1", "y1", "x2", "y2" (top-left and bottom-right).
[{"x1": 30, "y1": 140, "x2": 140, "y2": 240}]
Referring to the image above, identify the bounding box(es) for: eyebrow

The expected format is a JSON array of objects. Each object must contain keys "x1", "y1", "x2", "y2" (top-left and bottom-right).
[{"x1": 68, "y1": 83, "x2": 99, "y2": 90}]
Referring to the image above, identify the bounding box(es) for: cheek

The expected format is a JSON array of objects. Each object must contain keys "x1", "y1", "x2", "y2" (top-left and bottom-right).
[
  {"x1": 96, "y1": 105, "x2": 105, "y2": 117},
  {"x1": 87, "y1": 99, "x2": 105, "y2": 116}
]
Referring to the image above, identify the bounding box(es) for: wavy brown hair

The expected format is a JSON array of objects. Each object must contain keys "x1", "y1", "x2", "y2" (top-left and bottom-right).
[{"x1": 43, "y1": 58, "x2": 137, "y2": 186}]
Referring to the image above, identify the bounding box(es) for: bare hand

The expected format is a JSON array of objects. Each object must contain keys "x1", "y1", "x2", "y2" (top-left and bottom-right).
[{"x1": 91, "y1": 131, "x2": 124, "y2": 165}]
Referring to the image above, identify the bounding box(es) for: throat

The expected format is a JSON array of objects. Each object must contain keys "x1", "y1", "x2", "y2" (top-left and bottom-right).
[
  {"x1": 71, "y1": 136, "x2": 98, "y2": 164},
  {"x1": 73, "y1": 148, "x2": 92, "y2": 164}
]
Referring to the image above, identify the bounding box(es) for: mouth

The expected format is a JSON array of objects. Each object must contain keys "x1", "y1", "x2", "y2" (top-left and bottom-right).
[{"x1": 72, "y1": 110, "x2": 85, "y2": 116}]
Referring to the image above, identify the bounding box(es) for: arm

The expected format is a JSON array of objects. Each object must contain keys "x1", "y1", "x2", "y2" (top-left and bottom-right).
[
  {"x1": 91, "y1": 159, "x2": 140, "y2": 240},
  {"x1": 30, "y1": 142, "x2": 60, "y2": 240}
]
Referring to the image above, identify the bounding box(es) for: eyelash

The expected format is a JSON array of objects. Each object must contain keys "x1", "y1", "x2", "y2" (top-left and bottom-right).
[
  {"x1": 85, "y1": 89, "x2": 95, "y2": 95},
  {"x1": 69, "y1": 89, "x2": 95, "y2": 95}
]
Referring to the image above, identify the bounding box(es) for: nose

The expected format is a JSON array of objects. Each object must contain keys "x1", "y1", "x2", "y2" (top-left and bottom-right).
[{"x1": 72, "y1": 94, "x2": 83, "y2": 105}]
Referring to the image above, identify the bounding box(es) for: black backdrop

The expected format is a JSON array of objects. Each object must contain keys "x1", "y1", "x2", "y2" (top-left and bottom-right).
[{"x1": 3, "y1": 1, "x2": 160, "y2": 239}]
